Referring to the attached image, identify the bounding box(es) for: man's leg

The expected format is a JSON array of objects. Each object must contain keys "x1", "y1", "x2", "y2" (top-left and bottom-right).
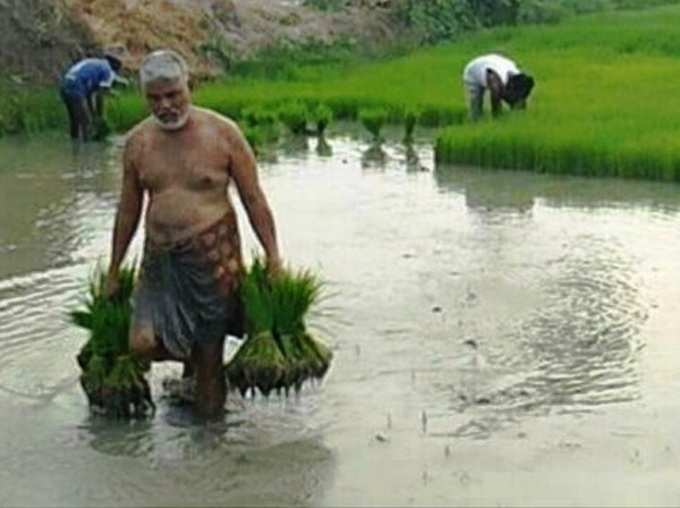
[
  {"x1": 466, "y1": 83, "x2": 484, "y2": 121},
  {"x1": 129, "y1": 323, "x2": 178, "y2": 362},
  {"x1": 192, "y1": 338, "x2": 226, "y2": 419},
  {"x1": 90, "y1": 92, "x2": 107, "y2": 139},
  {"x1": 490, "y1": 93, "x2": 503, "y2": 118},
  {"x1": 94, "y1": 92, "x2": 104, "y2": 118},
  {"x1": 73, "y1": 97, "x2": 93, "y2": 141},
  {"x1": 486, "y1": 71, "x2": 504, "y2": 118},
  {"x1": 61, "y1": 91, "x2": 80, "y2": 140}
]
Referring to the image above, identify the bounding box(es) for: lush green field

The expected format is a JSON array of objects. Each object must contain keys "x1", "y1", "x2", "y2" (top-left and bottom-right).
[
  {"x1": 5, "y1": 4, "x2": 680, "y2": 180},
  {"x1": 435, "y1": 5, "x2": 680, "y2": 181}
]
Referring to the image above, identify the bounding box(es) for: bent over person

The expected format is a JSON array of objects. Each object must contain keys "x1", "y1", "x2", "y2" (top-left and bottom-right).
[
  {"x1": 104, "y1": 50, "x2": 281, "y2": 418},
  {"x1": 60, "y1": 54, "x2": 128, "y2": 141},
  {"x1": 462, "y1": 53, "x2": 535, "y2": 120}
]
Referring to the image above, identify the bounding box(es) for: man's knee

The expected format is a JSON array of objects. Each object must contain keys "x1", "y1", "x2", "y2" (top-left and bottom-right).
[
  {"x1": 465, "y1": 83, "x2": 484, "y2": 120},
  {"x1": 129, "y1": 327, "x2": 158, "y2": 358}
]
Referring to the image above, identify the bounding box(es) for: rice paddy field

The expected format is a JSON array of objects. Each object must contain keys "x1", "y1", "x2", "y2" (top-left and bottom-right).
[
  {"x1": 5, "y1": 4, "x2": 680, "y2": 180},
  {"x1": 3, "y1": 3, "x2": 680, "y2": 506}
]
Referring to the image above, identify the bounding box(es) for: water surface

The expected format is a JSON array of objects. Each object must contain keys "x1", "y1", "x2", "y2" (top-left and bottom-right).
[{"x1": 1, "y1": 128, "x2": 680, "y2": 506}]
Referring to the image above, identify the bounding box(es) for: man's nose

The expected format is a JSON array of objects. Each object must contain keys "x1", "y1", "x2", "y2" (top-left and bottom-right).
[{"x1": 159, "y1": 97, "x2": 173, "y2": 109}]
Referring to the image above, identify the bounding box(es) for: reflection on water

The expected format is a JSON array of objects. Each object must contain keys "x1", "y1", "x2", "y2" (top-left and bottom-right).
[
  {"x1": 361, "y1": 142, "x2": 388, "y2": 169},
  {"x1": 279, "y1": 134, "x2": 309, "y2": 156},
  {"x1": 0, "y1": 135, "x2": 119, "y2": 279},
  {"x1": 315, "y1": 136, "x2": 333, "y2": 158},
  {"x1": 2, "y1": 130, "x2": 680, "y2": 505}
]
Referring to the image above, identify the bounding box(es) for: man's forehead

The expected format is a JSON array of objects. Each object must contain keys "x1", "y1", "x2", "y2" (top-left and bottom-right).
[{"x1": 144, "y1": 79, "x2": 187, "y2": 94}]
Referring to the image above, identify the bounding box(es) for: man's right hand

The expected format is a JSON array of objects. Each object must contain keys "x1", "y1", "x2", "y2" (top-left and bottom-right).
[
  {"x1": 266, "y1": 256, "x2": 282, "y2": 278},
  {"x1": 104, "y1": 271, "x2": 121, "y2": 300}
]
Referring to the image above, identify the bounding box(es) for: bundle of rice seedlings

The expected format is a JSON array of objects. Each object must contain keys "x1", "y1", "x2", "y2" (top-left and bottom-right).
[
  {"x1": 311, "y1": 103, "x2": 333, "y2": 137},
  {"x1": 225, "y1": 258, "x2": 333, "y2": 397},
  {"x1": 278, "y1": 101, "x2": 310, "y2": 135},
  {"x1": 403, "y1": 107, "x2": 421, "y2": 144},
  {"x1": 359, "y1": 107, "x2": 388, "y2": 143},
  {"x1": 69, "y1": 265, "x2": 154, "y2": 418},
  {"x1": 226, "y1": 330, "x2": 286, "y2": 397},
  {"x1": 225, "y1": 259, "x2": 284, "y2": 396}
]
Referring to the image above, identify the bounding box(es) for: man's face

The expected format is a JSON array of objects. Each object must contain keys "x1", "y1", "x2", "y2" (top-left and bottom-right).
[{"x1": 145, "y1": 78, "x2": 191, "y2": 130}]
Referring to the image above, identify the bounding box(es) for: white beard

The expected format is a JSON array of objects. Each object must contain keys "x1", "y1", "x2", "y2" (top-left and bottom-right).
[{"x1": 154, "y1": 110, "x2": 190, "y2": 131}]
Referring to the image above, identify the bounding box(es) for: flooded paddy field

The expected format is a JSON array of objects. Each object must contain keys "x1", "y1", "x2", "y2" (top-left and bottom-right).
[{"x1": 1, "y1": 127, "x2": 680, "y2": 506}]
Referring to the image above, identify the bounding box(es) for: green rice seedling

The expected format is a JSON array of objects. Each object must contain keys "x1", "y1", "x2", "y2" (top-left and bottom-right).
[
  {"x1": 11, "y1": 4, "x2": 680, "y2": 178},
  {"x1": 102, "y1": 355, "x2": 152, "y2": 418},
  {"x1": 311, "y1": 103, "x2": 334, "y2": 136},
  {"x1": 403, "y1": 107, "x2": 421, "y2": 143},
  {"x1": 270, "y1": 266, "x2": 322, "y2": 337},
  {"x1": 276, "y1": 333, "x2": 307, "y2": 394},
  {"x1": 226, "y1": 258, "x2": 280, "y2": 396},
  {"x1": 226, "y1": 257, "x2": 331, "y2": 396},
  {"x1": 228, "y1": 330, "x2": 286, "y2": 397},
  {"x1": 278, "y1": 101, "x2": 310, "y2": 135},
  {"x1": 70, "y1": 264, "x2": 154, "y2": 418},
  {"x1": 240, "y1": 106, "x2": 281, "y2": 145},
  {"x1": 243, "y1": 124, "x2": 266, "y2": 156},
  {"x1": 290, "y1": 333, "x2": 325, "y2": 391},
  {"x1": 359, "y1": 107, "x2": 388, "y2": 142},
  {"x1": 241, "y1": 106, "x2": 278, "y2": 128},
  {"x1": 299, "y1": 332, "x2": 333, "y2": 380}
]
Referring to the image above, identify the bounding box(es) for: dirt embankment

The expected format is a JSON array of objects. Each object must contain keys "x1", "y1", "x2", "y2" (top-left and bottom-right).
[
  {"x1": 0, "y1": 0, "x2": 401, "y2": 84},
  {"x1": 0, "y1": 0, "x2": 96, "y2": 84}
]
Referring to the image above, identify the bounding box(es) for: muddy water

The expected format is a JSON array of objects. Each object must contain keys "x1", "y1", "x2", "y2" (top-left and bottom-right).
[{"x1": 2, "y1": 128, "x2": 680, "y2": 506}]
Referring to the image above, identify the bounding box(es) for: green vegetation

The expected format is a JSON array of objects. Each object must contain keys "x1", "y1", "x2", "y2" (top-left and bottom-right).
[
  {"x1": 436, "y1": 5, "x2": 680, "y2": 180},
  {"x1": 403, "y1": 107, "x2": 421, "y2": 143},
  {"x1": 5, "y1": 3, "x2": 680, "y2": 179},
  {"x1": 311, "y1": 103, "x2": 334, "y2": 136},
  {"x1": 225, "y1": 258, "x2": 332, "y2": 397},
  {"x1": 240, "y1": 106, "x2": 281, "y2": 155},
  {"x1": 359, "y1": 107, "x2": 388, "y2": 142},
  {"x1": 278, "y1": 100, "x2": 311, "y2": 135},
  {"x1": 70, "y1": 265, "x2": 154, "y2": 419},
  {"x1": 0, "y1": 80, "x2": 64, "y2": 135}
]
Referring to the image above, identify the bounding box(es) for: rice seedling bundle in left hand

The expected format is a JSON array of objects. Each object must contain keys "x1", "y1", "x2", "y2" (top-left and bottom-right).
[
  {"x1": 69, "y1": 265, "x2": 154, "y2": 418},
  {"x1": 225, "y1": 258, "x2": 333, "y2": 398}
]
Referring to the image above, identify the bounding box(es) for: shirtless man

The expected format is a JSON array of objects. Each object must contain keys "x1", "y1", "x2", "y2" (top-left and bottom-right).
[
  {"x1": 104, "y1": 50, "x2": 281, "y2": 418},
  {"x1": 462, "y1": 53, "x2": 535, "y2": 120}
]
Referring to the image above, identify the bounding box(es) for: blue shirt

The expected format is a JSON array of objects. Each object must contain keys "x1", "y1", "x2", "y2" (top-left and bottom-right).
[{"x1": 61, "y1": 58, "x2": 117, "y2": 98}]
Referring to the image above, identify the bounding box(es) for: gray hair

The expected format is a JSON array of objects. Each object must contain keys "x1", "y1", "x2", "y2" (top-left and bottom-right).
[{"x1": 139, "y1": 50, "x2": 189, "y2": 89}]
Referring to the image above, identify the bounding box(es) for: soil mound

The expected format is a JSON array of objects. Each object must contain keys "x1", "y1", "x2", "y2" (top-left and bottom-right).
[{"x1": 1, "y1": 0, "x2": 400, "y2": 84}]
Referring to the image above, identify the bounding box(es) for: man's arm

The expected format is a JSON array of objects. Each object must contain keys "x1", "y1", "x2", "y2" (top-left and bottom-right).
[
  {"x1": 106, "y1": 137, "x2": 144, "y2": 294},
  {"x1": 228, "y1": 123, "x2": 281, "y2": 271},
  {"x1": 114, "y1": 75, "x2": 130, "y2": 87},
  {"x1": 487, "y1": 70, "x2": 504, "y2": 117}
]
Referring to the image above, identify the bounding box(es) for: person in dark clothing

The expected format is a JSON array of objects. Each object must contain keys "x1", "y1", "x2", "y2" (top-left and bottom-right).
[{"x1": 60, "y1": 54, "x2": 128, "y2": 141}]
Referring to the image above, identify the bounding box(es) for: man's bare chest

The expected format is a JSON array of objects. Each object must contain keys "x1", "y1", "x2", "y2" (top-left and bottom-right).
[{"x1": 138, "y1": 147, "x2": 230, "y2": 193}]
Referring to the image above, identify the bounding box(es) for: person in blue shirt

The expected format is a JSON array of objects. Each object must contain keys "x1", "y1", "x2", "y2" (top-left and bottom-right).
[{"x1": 60, "y1": 54, "x2": 129, "y2": 141}]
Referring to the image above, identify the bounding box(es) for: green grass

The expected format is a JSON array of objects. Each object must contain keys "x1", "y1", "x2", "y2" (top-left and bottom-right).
[
  {"x1": 0, "y1": 80, "x2": 64, "y2": 135},
  {"x1": 435, "y1": 5, "x2": 680, "y2": 180},
  {"x1": 98, "y1": 4, "x2": 680, "y2": 181}
]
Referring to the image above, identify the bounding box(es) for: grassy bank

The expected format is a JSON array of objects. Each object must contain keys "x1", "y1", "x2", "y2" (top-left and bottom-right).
[
  {"x1": 0, "y1": 80, "x2": 65, "y2": 136},
  {"x1": 5, "y1": 3, "x2": 680, "y2": 180}
]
